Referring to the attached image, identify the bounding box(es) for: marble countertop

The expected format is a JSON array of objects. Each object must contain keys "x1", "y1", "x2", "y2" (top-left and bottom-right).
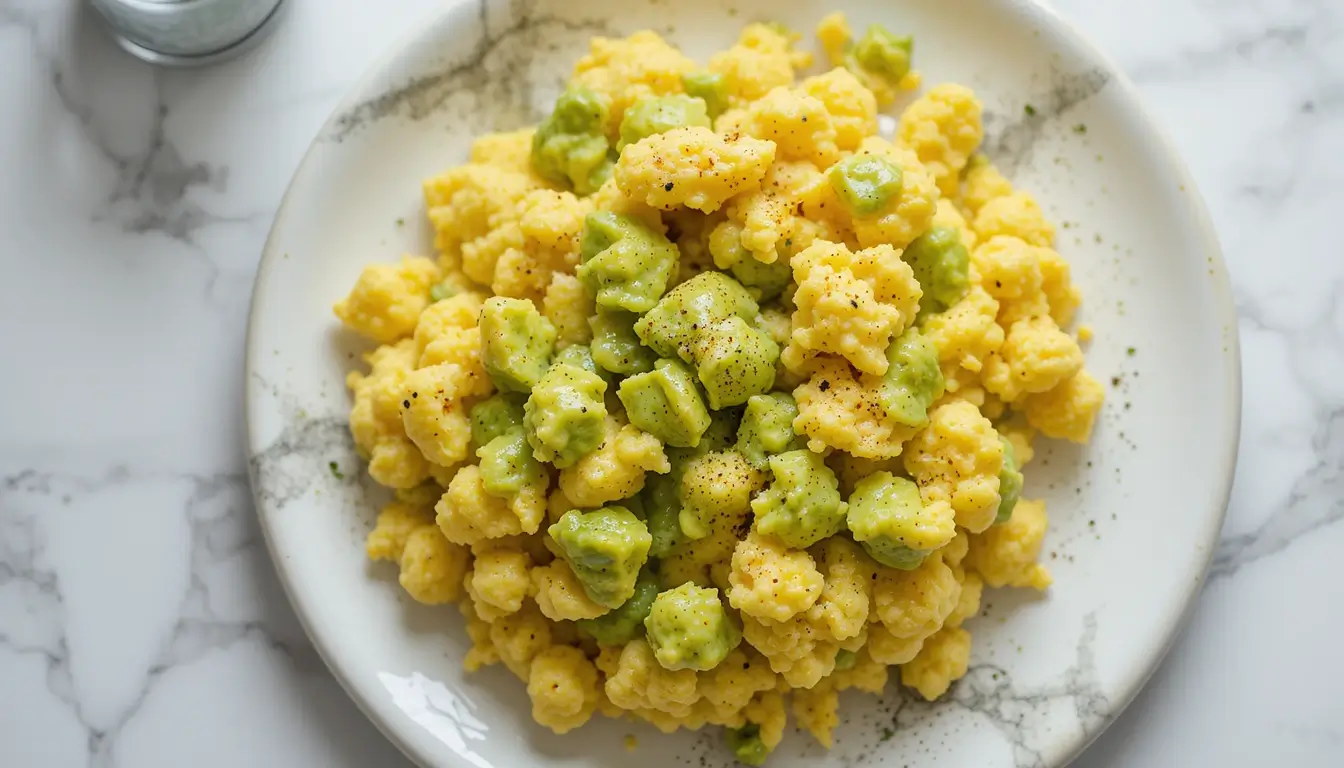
[{"x1": 1, "y1": 0, "x2": 1340, "y2": 765}]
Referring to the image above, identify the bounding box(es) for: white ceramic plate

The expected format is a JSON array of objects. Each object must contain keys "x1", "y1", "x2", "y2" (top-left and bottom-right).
[{"x1": 245, "y1": 0, "x2": 1240, "y2": 765}]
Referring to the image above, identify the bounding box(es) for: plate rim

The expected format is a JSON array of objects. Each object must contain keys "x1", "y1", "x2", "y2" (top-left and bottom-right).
[{"x1": 243, "y1": 1, "x2": 1242, "y2": 766}]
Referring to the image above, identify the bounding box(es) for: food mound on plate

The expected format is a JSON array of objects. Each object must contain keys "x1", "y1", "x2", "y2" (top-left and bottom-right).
[{"x1": 334, "y1": 13, "x2": 1102, "y2": 765}]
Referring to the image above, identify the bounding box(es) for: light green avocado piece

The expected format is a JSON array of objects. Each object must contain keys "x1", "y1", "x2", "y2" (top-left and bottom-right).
[
  {"x1": 690, "y1": 316, "x2": 780, "y2": 409},
  {"x1": 428, "y1": 281, "x2": 457, "y2": 303},
  {"x1": 847, "y1": 471, "x2": 936, "y2": 570},
  {"x1": 678, "y1": 450, "x2": 757, "y2": 541},
  {"x1": 634, "y1": 272, "x2": 759, "y2": 361},
  {"x1": 644, "y1": 583, "x2": 741, "y2": 671},
  {"x1": 879, "y1": 327, "x2": 944, "y2": 428},
  {"x1": 852, "y1": 24, "x2": 914, "y2": 83},
  {"x1": 618, "y1": 94, "x2": 712, "y2": 151},
  {"x1": 618, "y1": 358, "x2": 712, "y2": 448},
  {"x1": 548, "y1": 506, "x2": 652, "y2": 608},
  {"x1": 577, "y1": 567, "x2": 660, "y2": 645},
  {"x1": 479, "y1": 297, "x2": 556, "y2": 393},
  {"x1": 469, "y1": 393, "x2": 526, "y2": 449},
  {"x1": 699, "y1": 406, "x2": 745, "y2": 454},
  {"x1": 681, "y1": 71, "x2": 729, "y2": 119},
  {"x1": 834, "y1": 648, "x2": 858, "y2": 670},
  {"x1": 477, "y1": 428, "x2": 546, "y2": 498},
  {"x1": 530, "y1": 86, "x2": 614, "y2": 195},
  {"x1": 577, "y1": 211, "x2": 679, "y2": 314},
  {"x1": 551, "y1": 343, "x2": 612, "y2": 384},
  {"x1": 726, "y1": 724, "x2": 770, "y2": 766},
  {"x1": 725, "y1": 254, "x2": 792, "y2": 303},
  {"x1": 640, "y1": 408, "x2": 744, "y2": 558},
  {"x1": 904, "y1": 226, "x2": 970, "y2": 316},
  {"x1": 639, "y1": 470, "x2": 685, "y2": 559},
  {"x1": 735, "y1": 393, "x2": 805, "y2": 470},
  {"x1": 590, "y1": 308, "x2": 658, "y2": 376},
  {"x1": 707, "y1": 221, "x2": 792, "y2": 301},
  {"x1": 751, "y1": 449, "x2": 847, "y2": 548},
  {"x1": 996, "y1": 436, "x2": 1023, "y2": 524},
  {"x1": 827, "y1": 154, "x2": 904, "y2": 215},
  {"x1": 524, "y1": 362, "x2": 608, "y2": 468}
]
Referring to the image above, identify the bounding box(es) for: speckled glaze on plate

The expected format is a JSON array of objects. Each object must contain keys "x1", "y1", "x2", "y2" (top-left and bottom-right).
[{"x1": 244, "y1": 0, "x2": 1240, "y2": 766}]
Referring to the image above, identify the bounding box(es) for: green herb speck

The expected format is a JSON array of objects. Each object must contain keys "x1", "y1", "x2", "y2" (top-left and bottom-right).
[
  {"x1": 329, "y1": 461, "x2": 345, "y2": 480},
  {"x1": 1073, "y1": 124, "x2": 1088, "y2": 134},
  {"x1": 880, "y1": 727, "x2": 895, "y2": 742},
  {"x1": 1126, "y1": 347, "x2": 1136, "y2": 356},
  {"x1": 396, "y1": 217, "x2": 405, "y2": 227},
  {"x1": 1024, "y1": 104, "x2": 1037, "y2": 116}
]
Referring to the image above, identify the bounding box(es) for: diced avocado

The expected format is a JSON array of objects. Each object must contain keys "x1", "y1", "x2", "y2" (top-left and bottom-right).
[
  {"x1": 996, "y1": 436, "x2": 1023, "y2": 524},
  {"x1": 590, "y1": 308, "x2": 658, "y2": 376},
  {"x1": 469, "y1": 393, "x2": 526, "y2": 449},
  {"x1": 727, "y1": 255, "x2": 792, "y2": 303},
  {"x1": 618, "y1": 94, "x2": 712, "y2": 151},
  {"x1": 690, "y1": 316, "x2": 780, "y2": 409},
  {"x1": 878, "y1": 327, "x2": 944, "y2": 428},
  {"x1": 700, "y1": 406, "x2": 745, "y2": 454},
  {"x1": 479, "y1": 296, "x2": 556, "y2": 393},
  {"x1": 428, "y1": 281, "x2": 457, "y2": 303},
  {"x1": 618, "y1": 358, "x2": 712, "y2": 448},
  {"x1": 634, "y1": 272, "x2": 759, "y2": 361},
  {"x1": 551, "y1": 343, "x2": 611, "y2": 383},
  {"x1": 524, "y1": 362, "x2": 608, "y2": 468},
  {"x1": 577, "y1": 211, "x2": 679, "y2": 314},
  {"x1": 477, "y1": 428, "x2": 545, "y2": 497},
  {"x1": 751, "y1": 449, "x2": 847, "y2": 548},
  {"x1": 644, "y1": 583, "x2": 741, "y2": 671},
  {"x1": 725, "y1": 724, "x2": 770, "y2": 767},
  {"x1": 548, "y1": 506, "x2": 653, "y2": 608},
  {"x1": 853, "y1": 24, "x2": 914, "y2": 82},
  {"x1": 708, "y1": 221, "x2": 792, "y2": 301},
  {"x1": 834, "y1": 648, "x2": 858, "y2": 670},
  {"x1": 577, "y1": 567, "x2": 660, "y2": 645},
  {"x1": 640, "y1": 470, "x2": 685, "y2": 559},
  {"x1": 847, "y1": 471, "x2": 936, "y2": 569},
  {"x1": 681, "y1": 71, "x2": 729, "y2": 119},
  {"x1": 904, "y1": 226, "x2": 970, "y2": 316},
  {"x1": 828, "y1": 154, "x2": 903, "y2": 215},
  {"x1": 640, "y1": 408, "x2": 744, "y2": 558},
  {"x1": 531, "y1": 86, "x2": 614, "y2": 195},
  {"x1": 735, "y1": 392, "x2": 804, "y2": 470},
  {"x1": 679, "y1": 450, "x2": 758, "y2": 540}
]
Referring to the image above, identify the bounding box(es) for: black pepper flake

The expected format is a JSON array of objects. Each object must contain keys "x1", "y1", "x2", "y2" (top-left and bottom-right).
[
  {"x1": 664, "y1": 182, "x2": 675, "y2": 191},
  {"x1": 819, "y1": 380, "x2": 831, "y2": 392},
  {"x1": 402, "y1": 399, "x2": 410, "y2": 408}
]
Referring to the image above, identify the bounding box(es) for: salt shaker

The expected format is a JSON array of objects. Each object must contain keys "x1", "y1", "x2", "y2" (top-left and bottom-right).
[{"x1": 89, "y1": 0, "x2": 286, "y2": 66}]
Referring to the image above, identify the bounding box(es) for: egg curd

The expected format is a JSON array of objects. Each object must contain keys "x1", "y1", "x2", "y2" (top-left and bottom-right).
[{"x1": 334, "y1": 13, "x2": 1102, "y2": 765}]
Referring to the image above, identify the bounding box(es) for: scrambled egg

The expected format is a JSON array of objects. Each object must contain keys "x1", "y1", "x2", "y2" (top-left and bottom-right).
[{"x1": 334, "y1": 14, "x2": 1103, "y2": 765}]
